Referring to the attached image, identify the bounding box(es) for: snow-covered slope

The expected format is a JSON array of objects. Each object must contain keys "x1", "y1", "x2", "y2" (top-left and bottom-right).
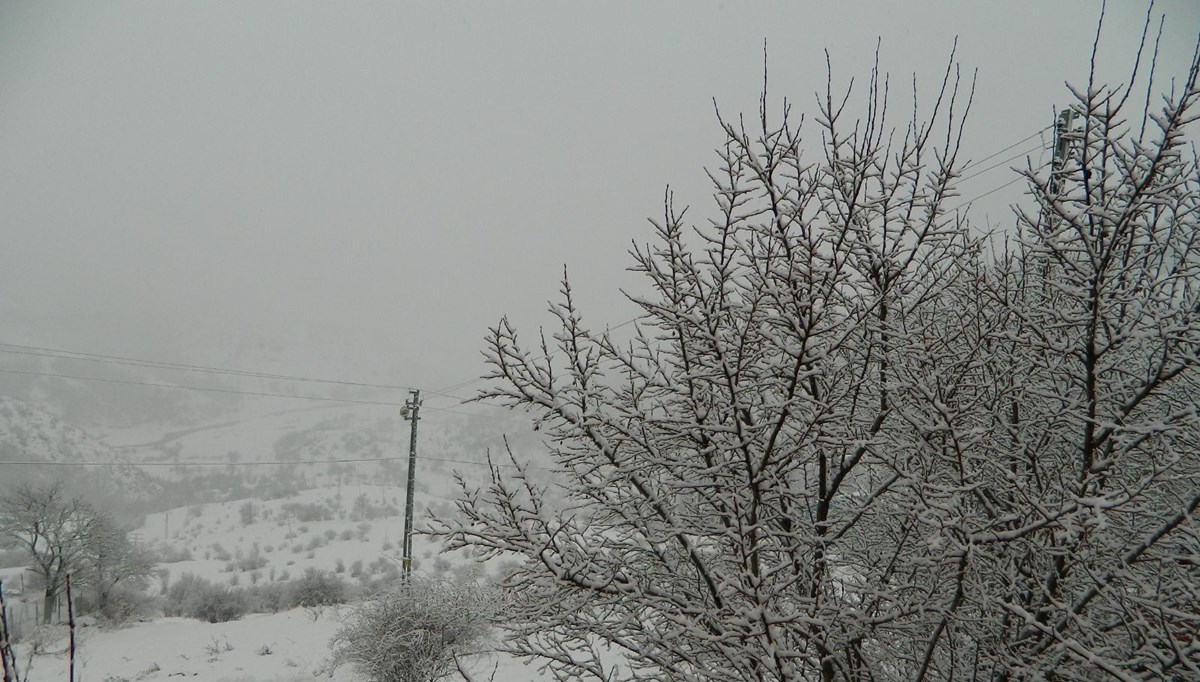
[
  {"x1": 138, "y1": 484, "x2": 479, "y2": 587},
  {"x1": 12, "y1": 606, "x2": 550, "y2": 682},
  {"x1": 0, "y1": 395, "x2": 162, "y2": 500}
]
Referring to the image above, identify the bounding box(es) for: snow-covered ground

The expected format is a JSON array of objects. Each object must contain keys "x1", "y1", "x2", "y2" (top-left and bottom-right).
[
  {"x1": 12, "y1": 607, "x2": 548, "y2": 682},
  {"x1": 2, "y1": 398, "x2": 559, "y2": 681},
  {"x1": 139, "y1": 484, "x2": 470, "y2": 586},
  {"x1": 7, "y1": 485, "x2": 551, "y2": 682}
]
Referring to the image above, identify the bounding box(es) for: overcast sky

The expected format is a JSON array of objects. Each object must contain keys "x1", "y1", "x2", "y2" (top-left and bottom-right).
[{"x1": 1, "y1": 1, "x2": 1197, "y2": 401}]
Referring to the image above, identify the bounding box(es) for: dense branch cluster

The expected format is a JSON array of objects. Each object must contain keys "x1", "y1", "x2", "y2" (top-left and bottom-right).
[{"x1": 430, "y1": 40, "x2": 1200, "y2": 682}]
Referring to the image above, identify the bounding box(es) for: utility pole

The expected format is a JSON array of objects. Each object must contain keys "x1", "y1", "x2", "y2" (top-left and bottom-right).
[
  {"x1": 400, "y1": 389, "x2": 420, "y2": 580},
  {"x1": 1037, "y1": 106, "x2": 1077, "y2": 291},
  {"x1": 1048, "y1": 107, "x2": 1076, "y2": 197}
]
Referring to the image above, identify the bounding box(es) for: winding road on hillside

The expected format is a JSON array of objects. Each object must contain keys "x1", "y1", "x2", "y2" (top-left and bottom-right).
[{"x1": 108, "y1": 403, "x2": 346, "y2": 451}]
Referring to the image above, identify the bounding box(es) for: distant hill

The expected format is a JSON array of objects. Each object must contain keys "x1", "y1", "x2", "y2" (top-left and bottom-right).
[{"x1": 0, "y1": 395, "x2": 163, "y2": 506}]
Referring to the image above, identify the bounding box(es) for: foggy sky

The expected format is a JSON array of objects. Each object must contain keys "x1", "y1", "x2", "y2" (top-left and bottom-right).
[{"x1": 1, "y1": 1, "x2": 1197, "y2": 398}]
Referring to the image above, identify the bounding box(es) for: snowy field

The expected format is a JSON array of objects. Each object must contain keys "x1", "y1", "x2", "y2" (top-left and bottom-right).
[
  {"x1": 12, "y1": 607, "x2": 548, "y2": 682},
  {"x1": 7, "y1": 483, "x2": 552, "y2": 682},
  {"x1": 1, "y1": 399, "x2": 558, "y2": 681}
]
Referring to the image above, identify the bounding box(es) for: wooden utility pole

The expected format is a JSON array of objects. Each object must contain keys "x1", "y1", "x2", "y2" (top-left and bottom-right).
[
  {"x1": 1, "y1": 578, "x2": 17, "y2": 682},
  {"x1": 66, "y1": 573, "x2": 75, "y2": 682},
  {"x1": 400, "y1": 389, "x2": 421, "y2": 579}
]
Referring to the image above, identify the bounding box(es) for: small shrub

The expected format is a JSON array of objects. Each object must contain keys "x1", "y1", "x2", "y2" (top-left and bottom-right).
[
  {"x1": 204, "y1": 636, "x2": 234, "y2": 658},
  {"x1": 244, "y1": 582, "x2": 288, "y2": 613},
  {"x1": 153, "y1": 545, "x2": 193, "y2": 563},
  {"x1": 286, "y1": 568, "x2": 348, "y2": 608},
  {"x1": 77, "y1": 585, "x2": 156, "y2": 624},
  {"x1": 210, "y1": 543, "x2": 231, "y2": 562},
  {"x1": 164, "y1": 573, "x2": 247, "y2": 623},
  {"x1": 331, "y1": 577, "x2": 498, "y2": 682},
  {"x1": 239, "y1": 501, "x2": 257, "y2": 526},
  {"x1": 235, "y1": 547, "x2": 268, "y2": 572},
  {"x1": 194, "y1": 589, "x2": 246, "y2": 623}
]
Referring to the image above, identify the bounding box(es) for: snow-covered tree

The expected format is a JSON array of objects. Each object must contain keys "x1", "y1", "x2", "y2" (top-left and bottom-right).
[
  {"x1": 0, "y1": 482, "x2": 102, "y2": 624},
  {"x1": 964, "y1": 29, "x2": 1200, "y2": 679},
  {"x1": 75, "y1": 511, "x2": 156, "y2": 620},
  {"x1": 0, "y1": 481, "x2": 152, "y2": 624},
  {"x1": 431, "y1": 27, "x2": 1200, "y2": 682}
]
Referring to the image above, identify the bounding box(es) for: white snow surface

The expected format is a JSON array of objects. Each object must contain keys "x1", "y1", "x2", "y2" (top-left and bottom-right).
[{"x1": 13, "y1": 607, "x2": 547, "y2": 682}]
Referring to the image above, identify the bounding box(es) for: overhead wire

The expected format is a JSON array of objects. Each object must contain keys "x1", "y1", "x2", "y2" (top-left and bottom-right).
[
  {"x1": 0, "y1": 367, "x2": 472, "y2": 415},
  {"x1": 956, "y1": 144, "x2": 1046, "y2": 184},
  {"x1": 957, "y1": 124, "x2": 1052, "y2": 174},
  {"x1": 0, "y1": 454, "x2": 551, "y2": 470},
  {"x1": 0, "y1": 341, "x2": 415, "y2": 392},
  {"x1": 0, "y1": 367, "x2": 405, "y2": 406},
  {"x1": 948, "y1": 176, "x2": 1032, "y2": 213}
]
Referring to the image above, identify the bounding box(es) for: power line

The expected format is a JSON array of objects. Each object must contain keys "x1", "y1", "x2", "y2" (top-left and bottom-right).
[
  {"x1": 957, "y1": 144, "x2": 1046, "y2": 184},
  {"x1": 0, "y1": 342, "x2": 415, "y2": 392},
  {"x1": 0, "y1": 367, "x2": 482, "y2": 416},
  {"x1": 0, "y1": 367, "x2": 410, "y2": 407},
  {"x1": 948, "y1": 175, "x2": 1030, "y2": 213},
  {"x1": 0, "y1": 341, "x2": 488, "y2": 409},
  {"x1": 959, "y1": 125, "x2": 1053, "y2": 174},
  {"x1": 0, "y1": 454, "x2": 551, "y2": 470}
]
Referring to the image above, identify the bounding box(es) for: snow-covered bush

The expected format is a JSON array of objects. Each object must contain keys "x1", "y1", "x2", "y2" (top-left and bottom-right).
[
  {"x1": 74, "y1": 583, "x2": 156, "y2": 624},
  {"x1": 163, "y1": 573, "x2": 246, "y2": 623},
  {"x1": 331, "y1": 576, "x2": 498, "y2": 682},
  {"x1": 285, "y1": 568, "x2": 347, "y2": 608},
  {"x1": 243, "y1": 582, "x2": 289, "y2": 613}
]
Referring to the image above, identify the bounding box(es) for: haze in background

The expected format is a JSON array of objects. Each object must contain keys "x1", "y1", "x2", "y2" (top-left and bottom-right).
[{"x1": 1, "y1": 1, "x2": 1196, "y2": 404}]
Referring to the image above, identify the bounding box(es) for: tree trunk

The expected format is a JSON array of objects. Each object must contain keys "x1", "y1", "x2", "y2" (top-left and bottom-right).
[{"x1": 42, "y1": 589, "x2": 55, "y2": 625}]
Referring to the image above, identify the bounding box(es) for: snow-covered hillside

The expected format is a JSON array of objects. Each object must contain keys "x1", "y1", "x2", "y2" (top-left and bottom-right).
[
  {"x1": 139, "y1": 485, "x2": 485, "y2": 588},
  {"x1": 0, "y1": 396, "x2": 162, "y2": 500},
  {"x1": 0, "y1": 394, "x2": 563, "y2": 681}
]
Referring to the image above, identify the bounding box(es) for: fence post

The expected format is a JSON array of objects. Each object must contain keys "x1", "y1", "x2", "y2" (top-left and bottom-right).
[{"x1": 1, "y1": 578, "x2": 18, "y2": 682}]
